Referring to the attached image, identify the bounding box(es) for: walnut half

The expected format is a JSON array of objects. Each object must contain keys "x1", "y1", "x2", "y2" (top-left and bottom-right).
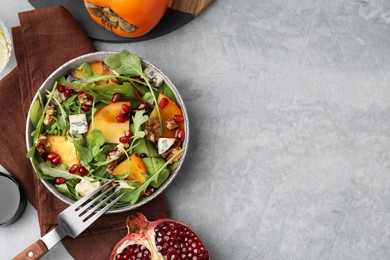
[
  {"x1": 78, "y1": 92, "x2": 94, "y2": 106},
  {"x1": 35, "y1": 135, "x2": 50, "y2": 156},
  {"x1": 145, "y1": 117, "x2": 161, "y2": 143},
  {"x1": 165, "y1": 118, "x2": 178, "y2": 130},
  {"x1": 43, "y1": 104, "x2": 57, "y2": 125},
  {"x1": 162, "y1": 147, "x2": 183, "y2": 164}
]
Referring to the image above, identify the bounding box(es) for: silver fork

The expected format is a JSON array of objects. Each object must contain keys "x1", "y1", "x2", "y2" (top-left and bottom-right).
[{"x1": 13, "y1": 180, "x2": 123, "y2": 260}]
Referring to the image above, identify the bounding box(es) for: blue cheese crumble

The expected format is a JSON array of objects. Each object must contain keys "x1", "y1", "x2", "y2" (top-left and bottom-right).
[
  {"x1": 69, "y1": 114, "x2": 88, "y2": 134},
  {"x1": 144, "y1": 66, "x2": 164, "y2": 87}
]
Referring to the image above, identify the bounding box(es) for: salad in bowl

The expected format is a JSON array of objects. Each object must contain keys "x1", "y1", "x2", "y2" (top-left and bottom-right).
[{"x1": 26, "y1": 50, "x2": 188, "y2": 213}]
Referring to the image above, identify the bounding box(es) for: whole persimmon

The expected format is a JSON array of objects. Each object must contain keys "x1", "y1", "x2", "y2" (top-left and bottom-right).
[{"x1": 84, "y1": 0, "x2": 170, "y2": 37}]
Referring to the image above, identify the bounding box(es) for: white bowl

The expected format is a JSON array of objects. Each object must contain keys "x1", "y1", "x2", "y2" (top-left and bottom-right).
[{"x1": 25, "y1": 51, "x2": 189, "y2": 213}]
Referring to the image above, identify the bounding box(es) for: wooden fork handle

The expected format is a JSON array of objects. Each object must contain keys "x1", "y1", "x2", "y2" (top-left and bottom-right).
[{"x1": 12, "y1": 240, "x2": 48, "y2": 260}]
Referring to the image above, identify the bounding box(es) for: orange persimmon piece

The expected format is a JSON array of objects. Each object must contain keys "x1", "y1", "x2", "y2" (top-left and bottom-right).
[
  {"x1": 150, "y1": 93, "x2": 184, "y2": 138},
  {"x1": 111, "y1": 154, "x2": 148, "y2": 183}
]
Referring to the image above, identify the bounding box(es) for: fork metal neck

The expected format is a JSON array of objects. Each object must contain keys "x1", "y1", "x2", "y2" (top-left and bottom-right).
[{"x1": 40, "y1": 226, "x2": 66, "y2": 250}]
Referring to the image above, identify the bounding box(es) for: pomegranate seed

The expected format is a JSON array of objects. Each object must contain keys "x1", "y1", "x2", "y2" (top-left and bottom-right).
[
  {"x1": 68, "y1": 164, "x2": 79, "y2": 174},
  {"x1": 125, "y1": 130, "x2": 133, "y2": 138},
  {"x1": 57, "y1": 84, "x2": 66, "y2": 93},
  {"x1": 55, "y1": 177, "x2": 66, "y2": 185},
  {"x1": 112, "y1": 93, "x2": 121, "y2": 103},
  {"x1": 145, "y1": 187, "x2": 155, "y2": 196},
  {"x1": 64, "y1": 89, "x2": 72, "y2": 98},
  {"x1": 159, "y1": 98, "x2": 168, "y2": 108},
  {"x1": 119, "y1": 136, "x2": 130, "y2": 144},
  {"x1": 116, "y1": 113, "x2": 127, "y2": 122},
  {"x1": 111, "y1": 181, "x2": 118, "y2": 187},
  {"x1": 137, "y1": 103, "x2": 149, "y2": 111},
  {"x1": 121, "y1": 104, "x2": 131, "y2": 114},
  {"x1": 79, "y1": 166, "x2": 89, "y2": 176},
  {"x1": 173, "y1": 115, "x2": 184, "y2": 122},
  {"x1": 77, "y1": 91, "x2": 84, "y2": 99},
  {"x1": 81, "y1": 104, "x2": 91, "y2": 112},
  {"x1": 52, "y1": 156, "x2": 61, "y2": 165},
  {"x1": 176, "y1": 129, "x2": 185, "y2": 141},
  {"x1": 46, "y1": 152, "x2": 57, "y2": 161}
]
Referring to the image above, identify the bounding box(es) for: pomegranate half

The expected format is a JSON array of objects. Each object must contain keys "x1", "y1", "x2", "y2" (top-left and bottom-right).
[{"x1": 111, "y1": 213, "x2": 210, "y2": 260}]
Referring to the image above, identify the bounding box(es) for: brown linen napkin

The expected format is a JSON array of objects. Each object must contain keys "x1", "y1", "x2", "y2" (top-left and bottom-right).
[{"x1": 0, "y1": 6, "x2": 169, "y2": 259}]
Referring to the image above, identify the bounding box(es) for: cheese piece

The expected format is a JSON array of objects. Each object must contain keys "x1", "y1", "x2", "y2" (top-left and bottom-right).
[
  {"x1": 143, "y1": 67, "x2": 164, "y2": 87},
  {"x1": 158, "y1": 138, "x2": 176, "y2": 154},
  {"x1": 75, "y1": 178, "x2": 101, "y2": 197},
  {"x1": 47, "y1": 89, "x2": 66, "y2": 106},
  {"x1": 69, "y1": 114, "x2": 88, "y2": 134},
  {"x1": 118, "y1": 182, "x2": 134, "y2": 190}
]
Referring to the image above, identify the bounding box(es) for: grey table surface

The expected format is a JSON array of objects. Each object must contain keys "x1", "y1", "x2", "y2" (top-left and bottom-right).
[{"x1": 1, "y1": 0, "x2": 390, "y2": 259}]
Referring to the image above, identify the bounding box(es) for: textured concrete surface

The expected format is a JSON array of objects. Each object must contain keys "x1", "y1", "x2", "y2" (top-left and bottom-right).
[{"x1": 1, "y1": 0, "x2": 390, "y2": 259}]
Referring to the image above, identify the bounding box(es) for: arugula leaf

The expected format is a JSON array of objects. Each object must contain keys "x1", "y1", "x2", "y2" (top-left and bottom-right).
[
  {"x1": 150, "y1": 168, "x2": 169, "y2": 189},
  {"x1": 29, "y1": 100, "x2": 42, "y2": 128},
  {"x1": 26, "y1": 146, "x2": 36, "y2": 158},
  {"x1": 115, "y1": 172, "x2": 131, "y2": 180},
  {"x1": 158, "y1": 83, "x2": 177, "y2": 103},
  {"x1": 91, "y1": 82, "x2": 137, "y2": 99},
  {"x1": 74, "y1": 63, "x2": 93, "y2": 79},
  {"x1": 62, "y1": 94, "x2": 78, "y2": 113},
  {"x1": 142, "y1": 92, "x2": 155, "y2": 106},
  {"x1": 104, "y1": 50, "x2": 143, "y2": 76},
  {"x1": 55, "y1": 183, "x2": 80, "y2": 200},
  {"x1": 52, "y1": 95, "x2": 69, "y2": 130},
  {"x1": 133, "y1": 139, "x2": 166, "y2": 178},
  {"x1": 93, "y1": 145, "x2": 112, "y2": 162},
  {"x1": 131, "y1": 110, "x2": 148, "y2": 138},
  {"x1": 87, "y1": 128, "x2": 105, "y2": 158},
  {"x1": 38, "y1": 161, "x2": 82, "y2": 180},
  {"x1": 128, "y1": 110, "x2": 148, "y2": 153},
  {"x1": 82, "y1": 63, "x2": 93, "y2": 77},
  {"x1": 72, "y1": 138, "x2": 93, "y2": 163}
]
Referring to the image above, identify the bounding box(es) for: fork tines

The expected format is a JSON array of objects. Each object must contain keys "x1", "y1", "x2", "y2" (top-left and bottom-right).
[{"x1": 59, "y1": 180, "x2": 124, "y2": 237}]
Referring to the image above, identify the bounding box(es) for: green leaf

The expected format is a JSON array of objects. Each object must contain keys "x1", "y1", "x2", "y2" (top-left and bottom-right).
[
  {"x1": 168, "y1": 161, "x2": 180, "y2": 172},
  {"x1": 62, "y1": 94, "x2": 78, "y2": 113},
  {"x1": 73, "y1": 138, "x2": 93, "y2": 163},
  {"x1": 52, "y1": 95, "x2": 69, "y2": 130},
  {"x1": 93, "y1": 145, "x2": 112, "y2": 162},
  {"x1": 104, "y1": 50, "x2": 143, "y2": 76},
  {"x1": 150, "y1": 168, "x2": 169, "y2": 188},
  {"x1": 115, "y1": 172, "x2": 131, "y2": 180},
  {"x1": 74, "y1": 63, "x2": 93, "y2": 79},
  {"x1": 55, "y1": 183, "x2": 80, "y2": 200},
  {"x1": 131, "y1": 110, "x2": 148, "y2": 139},
  {"x1": 158, "y1": 83, "x2": 177, "y2": 103},
  {"x1": 133, "y1": 139, "x2": 166, "y2": 177},
  {"x1": 87, "y1": 128, "x2": 105, "y2": 157},
  {"x1": 29, "y1": 100, "x2": 42, "y2": 128},
  {"x1": 26, "y1": 146, "x2": 36, "y2": 159},
  {"x1": 142, "y1": 92, "x2": 155, "y2": 106},
  {"x1": 91, "y1": 82, "x2": 137, "y2": 99},
  {"x1": 38, "y1": 161, "x2": 82, "y2": 180},
  {"x1": 82, "y1": 63, "x2": 93, "y2": 77}
]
